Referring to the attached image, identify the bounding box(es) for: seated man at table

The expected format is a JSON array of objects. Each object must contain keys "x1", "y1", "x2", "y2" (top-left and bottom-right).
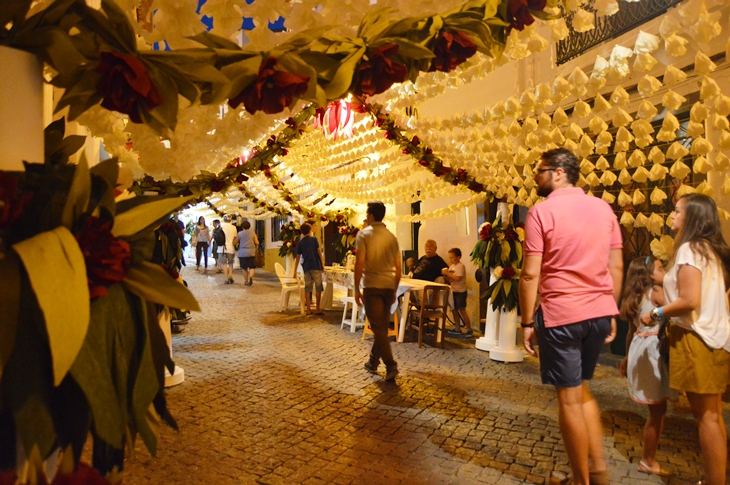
[
  {"x1": 294, "y1": 223, "x2": 326, "y2": 315},
  {"x1": 411, "y1": 239, "x2": 448, "y2": 282}
]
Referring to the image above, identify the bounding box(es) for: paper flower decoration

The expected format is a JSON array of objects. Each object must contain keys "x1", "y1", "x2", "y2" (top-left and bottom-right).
[
  {"x1": 600, "y1": 170, "x2": 617, "y2": 186},
  {"x1": 715, "y1": 152, "x2": 730, "y2": 170},
  {"x1": 720, "y1": 130, "x2": 730, "y2": 150},
  {"x1": 536, "y1": 84, "x2": 552, "y2": 107},
  {"x1": 715, "y1": 95, "x2": 730, "y2": 117},
  {"x1": 696, "y1": 181, "x2": 713, "y2": 197},
  {"x1": 660, "y1": 14, "x2": 681, "y2": 38},
  {"x1": 589, "y1": 116, "x2": 608, "y2": 134},
  {"x1": 492, "y1": 101, "x2": 506, "y2": 120},
  {"x1": 550, "y1": 127, "x2": 566, "y2": 144},
  {"x1": 573, "y1": 100, "x2": 591, "y2": 119},
  {"x1": 552, "y1": 107, "x2": 569, "y2": 125},
  {"x1": 650, "y1": 186, "x2": 668, "y2": 205},
  {"x1": 651, "y1": 235, "x2": 675, "y2": 262},
  {"x1": 700, "y1": 77, "x2": 721, "y2": 100},
  {"x1": 526, "y1": 31, "x2": 549, "y2": 53},
  {"x1": 648, "y1": 163, "x2": 669, "y2": 181},
  {"x1": 595, "y1": 131, "x2": 613, "y2": 154},
  {"x1": 634, "y1": 213, "x2": 649, "y2": 228},
  {"x1": 662, "y1": 90, "x2": 687, "y2": 111},
  {"x1": 690, "y1": 3, "x2": 722, "y2": 43},
  {"x1": 520, "y1": 91, "x2": 536, "y2": 113},
  {"x1": 633, "y1": 53, "x2": 658, "y2": 72},
  {"x1": 568, "y1": 67, "x2": 589, "y2": 96},
  {"x1": 601, "y1": 191, "x2": 616, "y2": 204},
  {"x1": 638, "y1": 135, "x2": 655, "y2": 148},
  {"x1": 573, "y1": 8, "x2": 596, "y2": 32},
  {"x1": 656, "y1": 113, "x2": 679, "y2": 141},
  {"x1": 593, "y1": 94, "x2": 612, "y2": 112},
  {"x1": 648, "y1": 146, "x2": 665, "y2": 164},
  {"x1": 663, "y1": 65, "x2": 687, "y2": 87},
  {"x1": 695, "y1": 52, "x2": 717, "y2": 75},
  {"x1": 522, "y1": 117, "x2": 538, "y2": 133},
  {"x1": 620, "y1": 211, "x2": 635, "y2": 226},
  {"x1": 633, "y1": 188, "x2": 646, "y2": 205},
  {"x1": 631, "y1": 119, "x2": 654, "y2": 138},
  {"x1": 616, "y1": 126, "x2": 635, "y2": 144},
  {"x1": 549, "y1": 18, "x2": 570, "y2": 41},
  {"x1": 618, "y1": 189, "x2": 632, "y2": 206},
  {"x1": 613, "y1": 152, "x2": 627, "y2": 169},
  {"x1": 608, "y1": 45, "x2": 633, "y2": 81},
  {"x1": 666, "y1": 141, "x2": 690, "y2": 160},
  {"x1": 537, "y1": 112, "x2": 552, "y2": 129},
  {"x1": 552, "y1": 76, "x2": 571, "y2": 101},
  {"x1": 618, "y1": 168, "x2": 632, "y2": 185},
  {"x1": 495, "y1": 123, "x2": 509, "y2": 138},
  {"x1": 595, "y1": 155, "x2": 610, "y2": 170},
  {"x1": 580, "y1": 158, "x2": 596, "y2": 174},
  {"x1": 563, "y1": 138, "x2": 578, "y2": 152},
  {"x1": 508, "y1": 119, "x2": 522, "y2": 137},
  {"x1": 628, "y1": 149, "x2": 646, "y2": 167},
  {"x1": 610, "y1": 86, "x2": 630, "y2": 105},
  {"x1": 565, "y1": 123, "x2": 583, "y2": 140},
  {"x1": 693, "y1": 155, "x2": 712, "y2": 173},
  {"x1": 670, "y1": 160, "x2": 691, "y2": 179},
  {"x1": 636, "y1": 100, "x2": 658, "y2": 120},
  {"x1": 686, "y1": 121, "x2": 704, "y2": 138},
  {"x1": 691, "y1": 136, "x2": 713, "y2": 156},
  {"x1": 612, "y1": 108, "x2": 633, "y2": 127},
  {"x1": 579, "y1": 135, "x2": 596, "y2": 156},
  {"x1": 664, "y1": 34, "x2": 689, "y2": 56},
  {"x1": 637, "y1": 75, "x2": 662, "y2": 97},
  {"x1": 633, "y1": 166, "x2": 650, "y2": 183},
  {"x1": 690, "y1": 102, "x2": 709, "y2": 122},
  {"x1": 634, "y1": 31, "x2": 660, "y2": 53},
  {"x1": 713, "y1": 114, "x2": 730, "y2": 131},
  {"x1": 504, "y1": 96, "x2": 522, "y2": 118},
  {"x1": 585, "y1": 172, "x2": 601, "y2": 187},
  {"x1": 676, "y1": 184, "x2": 696, "y2": 197},
  {"x1": 647, "y1": 214, "x2": 665, "y2": 236},
  {"x1": 595, "y1": 0, "x2": 619, "y2": 15},
  {"x1": 723, "y1": 174, "x2": 730, "y2": 195}
]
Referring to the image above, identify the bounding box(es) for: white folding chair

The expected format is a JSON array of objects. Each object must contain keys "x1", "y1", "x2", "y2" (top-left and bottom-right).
[
  {"x1": 340, "y1": 295, "x2": 366, "y2": 332},
  {"x1": 274, "y1": 263, "x2": 305, "y2": 314}
]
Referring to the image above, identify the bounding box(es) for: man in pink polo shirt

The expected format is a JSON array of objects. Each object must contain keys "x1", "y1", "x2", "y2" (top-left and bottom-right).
[{"x1": 518, "y1": 148, "x2": 623, "y2": 485}]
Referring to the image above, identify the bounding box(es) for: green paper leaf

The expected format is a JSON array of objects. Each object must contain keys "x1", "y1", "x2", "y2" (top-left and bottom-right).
[
  {"x1": 502, "y1": 278, "x2": 512, "y2": 297},
  {"x1": 0, "y1": 0, "x2": 32, "y2": 27},
  {"x1": 112, "y1": 196, "x2": 192, "y2": 238},
  {"x1": 187, "y1": 31, "x2": 242, "y2": 50},
  {"x1": 90, "y1": 157, "x2": 120, "y2": 190},
  {"x1": 61, "y1": 153, "x2": 91, "y2": 230},
  {"x1": 131, "y1": 301, "x2": 162, "y2": 456},
  {"x1": 321, "y1": 44, "x2": 366, "y2": 99},
  {"x1": 13, "y1": 226, "x2": 90, "y2": 386},
  {"x1": 0, "y1": 253, "x2": 21, "y2": 380},
  {"x1": 123, "y1": 262, "x2": 201, "y2": 311},
  {"x1": 381, "y1": 37, "x2": 435, "y2": 59}
]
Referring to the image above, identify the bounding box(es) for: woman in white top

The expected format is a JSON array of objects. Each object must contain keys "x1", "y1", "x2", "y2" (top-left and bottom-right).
[{"x1": 641, "y1": 194, "x2": 730, "y2": 485}]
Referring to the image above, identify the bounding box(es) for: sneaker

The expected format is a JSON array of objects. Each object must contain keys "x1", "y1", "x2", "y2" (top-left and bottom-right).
[
  {"x1": 384, "y1": 368, "x2": 399, "y2": 381},
  {"x1": 461, "y1": 331, "x2": 474, "y2": 338},
  {"x1": 363, "y1": 362, "x2": 378, "y2": 374},
  {"x1": 447, "y1": 329, "x2": 463, "y2": 337},
  {"x1": 223, "y1": 280, "x2": 229, "y2": 285},
  {"x1": 249, "y1": 277, "x2": 253, "y2": 286},
  {"x1": 228, "y1": 277, "x2": 234, "y2": 284}
]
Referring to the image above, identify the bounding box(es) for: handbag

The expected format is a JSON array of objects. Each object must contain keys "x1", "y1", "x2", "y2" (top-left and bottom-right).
[{"x1": 254, "y1": 247, "x2": 264, "y2": 268}]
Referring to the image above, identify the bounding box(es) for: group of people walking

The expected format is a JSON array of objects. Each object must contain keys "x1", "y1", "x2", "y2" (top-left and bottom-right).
[{"x1": 191, "y1": 215, "x2": 260, "y2": 285}]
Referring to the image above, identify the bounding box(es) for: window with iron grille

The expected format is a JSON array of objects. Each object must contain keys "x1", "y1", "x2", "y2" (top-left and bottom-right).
[
  {"x1": 556, "y1": 0, "x2": 683, "y2": 65},
  {"x1": 271, "y1": 215, "x2": 287, "y2": 242}
]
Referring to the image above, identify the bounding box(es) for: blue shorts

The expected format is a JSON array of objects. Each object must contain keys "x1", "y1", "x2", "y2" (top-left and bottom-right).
[
  {"x1": 535, "y1": 308, "x2": 611, "y2": 388},
  {"x1": 452, "y1": 291, "x2": 467, "y2": 310}
]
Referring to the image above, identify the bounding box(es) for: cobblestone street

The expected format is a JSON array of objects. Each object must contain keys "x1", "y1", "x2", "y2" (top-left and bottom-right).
[{"x1": 123, "y1": 266, "x2": 729, "y2": 485}]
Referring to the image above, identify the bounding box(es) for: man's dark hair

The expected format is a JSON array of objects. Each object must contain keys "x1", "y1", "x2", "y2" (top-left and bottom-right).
[
  {"x1": 448, "y1": 248, "x2": 462, "y2": 258},
  {"x1": 300, "y1": 223, "x2": 311, "y2": 235},
  {"x1": 213, "y1": 219, "x2": 220, "y2": 225},
  {"x1": 241, "y1": 220, "x2": 251, "y2": 230},
  {"x1": 541, "y1": 148, "x2": 579, "y2": 185},
  {"x1": 366, "y1": 201, "x2": 386, "y2": 222}
]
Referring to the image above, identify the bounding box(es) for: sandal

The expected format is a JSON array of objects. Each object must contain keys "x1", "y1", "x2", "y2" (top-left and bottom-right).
[{"x1": 638, "y1": 460, "x2": 673, "y2": 477}]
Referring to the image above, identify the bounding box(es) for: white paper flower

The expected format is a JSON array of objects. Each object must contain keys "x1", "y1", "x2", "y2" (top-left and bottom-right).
[
  {"x1": 637, "y1": 75, "x2": 662, "y2": 97},
  {"x1": 616, "y1": 126, "x2": 634, "y2": 144},
  {"x1": 634, "y1": 31, "x2": 660, "y2": 54},
  {"x1": 608, "y1": 45, "x2": 633, "y2": 81},
  {"x1": 594, "y1": 0, "x2": 619, "y2": 15},
  {"x1": 552, "y1": 107, "x2": 569, "y2": 125},
  {"x1": 536, "y1": 83, "x2": 553, "y2": 108},
  {"x1": 648, "y1": 146, "x2": 665, "y2": 164},
  {"x1": 610, "y1": 85, "x2": 630, "y2": 105},
  {"x1": 568, "y1": 67, "x2": 589, "y2": 96},
  {"x1": 666, "y1": 141, "x2": 690, "y2": 160},
  {"x1": 676, "y1": 184, "x2": 696, "y2": 197},
  {"x1": 620, "y1": 211, "x2": 635, "y2": 226},
  {"x1": 601, "y1": 191, "x2": 616, "y2": 204},
  {"x1": 632, "y1": 166, "x2": 650, "y2": 183},
  {"x1": 520, "y1": 91, "x2": 536, "y2": 113},
  {"x1": 618, "y1": 168, "x2": 632, "y2": 185},
  {"x1": 662, "y1": 90, "x2": 687, "y2": 111},
  {"x1": 613, "y1": 152, "x2": 627, "y2": 170},
  {"x1": 660, "y1": 15, "x2": 682, "y2": 38},
  {"x1": 637, "y1": 135, "x2": 655, "y2": 148},
  {"x1": 538, "y1": 112, "x2": 552, "y2": 129},
  {"x1": 565, "y1": 123, "x2": 583, "y2": 140},
  {"x1": 628, "y1": 149, "x2": 646, "y2": 168},
  {"x1": 595, "y1": 131, "x2": 613, "y2": 154},
  {"x1": 504, "y1": 96, "x2": 522, "y2": 119},
  {"x1": 595, "y1": 155, "x2": 610, "y2": 170},
  {"x1": 689, "y1": 3, "x2": 722, "y2": 43},
  {"x1": 648, "y1": 163, "x2": 669, "y2": 181},
  {"x1": 693, "y1": 155, "x2": 712, "y2": 173},
  {"x1": 689, "y1": 102, "x2": 709, "y2": 123},
  {"x1": 662, "y1": 112, "x2": 680, "y2": 132},
  {"x1": 579, "y1": 134, "x2": 596, "y2": 156},
  {"x1": 663, "y1": 65, "x2": 686, "y2": 87},
  {"x1": 633, "y1": 53, "x2": 658, "y2": 72},
  {"x1": 647, "y1": 213, "x2": 665, "y2": 236},
  {"x1": 551, "y1": 127, "x2": 566, "y2": 144},
  {"x1": 715, "y1": 95, "x2": 730, "y2": 117},
  {"x1": 695, "y1": 52, "x2": 717, "y2": 75},
  {"x1": 600, "y1": 170, "x2": 617, "y2": 186},
  {"x1": 636, "y1": 100, "x2": 658, "y2": 119},
  {"x1": 573, "y1": 8, "x2": 596, "y2": 32},
  {"x1": 522, "y1": 117, "x2": 538, "y2": 133},
  {"x1": 552, "y1": 76, "x2": 571, "y2": 101},
  {"x1": 593, "y1": 94, "x2": 612, "y2": 112},
  {"x1": 589, "y1": 116, "x2": 608, "y2": 134},
  {"x1": 509, "y1": 119, "x2": 523, "y2": 137},
  {"x1": 713, "y1": 114, "x2": 730, "y2": 131},
  {"x1": 691, "y1": 136, "x2": 713, "y2": 156},
  {"x1": 573, "y1": 100, "x2": 591, "y2": 118},
  {"x1": 631, "y1": 119, "x2": 654, "y2": 138},
  {"x1": 633, "y1": 189, "x2": 646, "y2": 205},
  {"x1": 650, "y1": 186, "x2": 668, "y2": 205},
  {"x1": 613, "y1": 108, "x2": 633, "y2": 127},
  {"x1": 664, "y1": 34, "x2": 689, "y2": 56},
  {"x1": 700, "y1": 77, "x2": 721, "y2": 100},
  {"x1": 549, "y1": 18, "x2": 570, "y2": 41}
]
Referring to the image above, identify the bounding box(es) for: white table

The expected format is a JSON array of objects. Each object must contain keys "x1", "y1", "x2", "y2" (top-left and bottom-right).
[{"x1": 322, "y1": 268, "x2": 450, "y2": 343}]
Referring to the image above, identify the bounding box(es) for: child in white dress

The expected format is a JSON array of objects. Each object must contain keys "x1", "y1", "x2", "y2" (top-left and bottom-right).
[{"x1": 618, "y1": 255, "x2": 676, "y2": 477}]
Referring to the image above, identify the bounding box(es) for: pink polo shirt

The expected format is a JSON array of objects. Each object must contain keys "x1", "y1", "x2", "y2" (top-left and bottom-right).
[{"x1": 524, "y1": 187, "x2": 622, "y2": 327}]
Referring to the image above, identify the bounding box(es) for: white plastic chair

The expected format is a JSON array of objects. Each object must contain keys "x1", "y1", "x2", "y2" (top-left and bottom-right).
[
  {"x1": 340, "y1": 295, "x2": 366, "y2": 332},
  {"x1": 274, "y1": 263, "x2": 305, "y2": 314}
]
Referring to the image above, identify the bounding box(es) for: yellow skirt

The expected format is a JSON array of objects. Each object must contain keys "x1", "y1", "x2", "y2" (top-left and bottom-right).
[{"x1": 669, "y1": 325, "x2": 730, "y2": 394}]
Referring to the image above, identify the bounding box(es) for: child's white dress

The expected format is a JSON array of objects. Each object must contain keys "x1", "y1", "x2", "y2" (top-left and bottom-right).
[{"x1": 627, "y1": 294, "x2": 677, "y2": 404}]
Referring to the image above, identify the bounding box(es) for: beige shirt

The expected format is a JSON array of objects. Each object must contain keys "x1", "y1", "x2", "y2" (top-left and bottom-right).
[{"x1": 355, "y1": 222, "x2": 400, "y2": 289}]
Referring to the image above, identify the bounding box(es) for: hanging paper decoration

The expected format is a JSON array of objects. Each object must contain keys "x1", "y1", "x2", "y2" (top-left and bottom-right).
[
  {"x1": 693, "y1": 155, "x2": 712, "y2": 173},
  {"x1": 635, "y1": 31, "x2": 661, "y2": 53},
  {"x1": 637, "y1": 100, "x2": 658, "y2": 119},
  {"x1": 713, "y1": 114, "x2": 730, "y2": 131},
  {"x1": 669, "y1": 160, "x2": 691, "y2": 179},
  {"x1": 633, "y1": 53, "x2": 658, "y2": 72},
  {"x1": 552, "y1": 107, "x2": 569, "y2": 125},
  {"x1": 691, "y1": 137, "x2": 713, "y2": 156},
  {"x1": 648, "y1": 163, "x2": 669, "y2": 181},
  {"x1": 722, "y1": 174, "x2": 730, "y2": 195},
  {"x1": 633, "y1": 189, "x2": 646, "y2": 205},
  {"x1": 662, "y1": 90, "x2": 687, "y2": 111},
  {"x1": 573, "y1": 100, "x2": 591, "y2": 118},
  {"x1": 601, "y1": 191, "x2": 616, "y2": 204},
  {"x1": 573, "y1": 8, "x2": 596, "y2": 32},
  {"x1": 618, "y1": 168, "x2": 632, "y2": 185},
  {"x1": 714, "y1": 95, "x2": 730, "y2": 117},
  {"x1": 580, "y1": 158, "x2": 596, "y2": 174},
  {"x1": 664, "y1": 65, "x2": 687, "y2": 86},
  {"x1": 700, "y1": 77, "x2": 721, "y2": 100},
  {"x1": 676, "y1": 184, "x2": 696, "y2": 197},
  {"x1": 695, "y1": 52, "x2": 717, "y2": 75},
  {"x1": 600, "y1": 170, "x2": 617, "y2": 186},
  {"x1": 628, "y1": 149, "x2": 646, "y2": 168},
  {"x1": 314, "y1": 100, "x2": 355, "y2": 140},
  {"x1": 666, "y1": 141, "x2": 690, "y2": 160},
  {"x1": 589, "y1": 116, "x2": 608, "y2": 134},
  {"x1": 719, "y1": 131, "x2": 730, "y2": 150},
  {"x1": 634, "y1": 213, "x2": 649, "y2": 228},
  {"x1": 648, "y1": 146, "x2": 665, "y2": 164},
  {"x1": 632, "y1": 166, "x2": 650, "y2": 183},
  {"x1": 610, "y1": 85, "x2": 630, "y2": 105},
  {"x1": 686, "y1": 121, "x2": 704, "y2": 138},
  {"x1": 620, "y1": 211, "x2": 635, "y2": 226},
  {"x1": 664, "y1": 34, "x2": 689, "y2": 56},
  {"x1": 647, "y1": 213, "x2": 664, "y2": 236},
  {"x1": 696, "y1": 181, "x2": 714, "y2": 196},
  {"x1": 638, "y1": 75, "x2": 662, "y2": 97},
  {"x1": 715, "y1": 152, "x2": 730, "y2": 170},
  {"x1": 614, "y1": 152, "x2": 627, "y2": 170},
  {"x1": 595, "y1": 131, "x2": 613, "y2": 154},
  {"x1": 565, "y1": 123, "x2": 583, "y2": 140},
  {"x1": 593, "y1": 94, "x2": 612, "y2": 112},
  {"x1": 650, "y1": 186, "x2": 668, "y2": 205}
]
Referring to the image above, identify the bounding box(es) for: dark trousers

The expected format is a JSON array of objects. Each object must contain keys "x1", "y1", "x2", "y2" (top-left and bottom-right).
[
  {"x1": 196, "y1": 241, "x2": 209, "y2": 267},
  {"x1": 363, "y1": 288, "x2": 397, "y2": 371}
]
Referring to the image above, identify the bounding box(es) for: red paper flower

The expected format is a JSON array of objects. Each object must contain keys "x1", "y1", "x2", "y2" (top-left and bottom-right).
[
  {"x1": 429, "y1": 31, "x2": 478, "y2": 72},
  {"x1": 505, "y1": 229, "x2": 519, "y2": 242},
  {"x1": 228, "y1": 57, "x2": 309, "y2": 114},
  {"x1": 468, "y1": 181, "x2": 484, "y2": 192},
  {"x1": 502, "y1": 266, "x2": 516, "y2": 279},
  {"x1": 418, "y1": 159, "x2": 430, "y2": 167},
  {"x1": 210, "y1": 179, "x2": 226, "y2": 192},
  {"x1": 456, "y1": 168, "x2": 468, "y2": 182},
  {"x1": 75, "y1": 216, "x2": 132, "y2": 299},
  {"x1": 236, "y1": 174, "x2": 249, "y2": 183},
  {"x1": 479, "y1": 223, "x2": 492, "y2": 241},
  {"x1": 0, "y1": 173, "x2": 32, "y2": 229},
  {"x1": 433, "y1": 166, "x2": 452, "y2": 177},
  {"x1": 96, "y1": 52, "x2": 163, "y2": 124},
  {"x1": 354, "y1": 44, "x2": 408, "y2": 96},
  {"x1": 52, "y1": 463, "x2": 109, "y2": 485},
  {"x1": 507, "y1": 0, "x2": 546, "y2": 32}
]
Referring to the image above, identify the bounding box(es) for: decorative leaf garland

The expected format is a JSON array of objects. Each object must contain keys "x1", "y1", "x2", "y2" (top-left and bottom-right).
[
  {"x1": 278, "y1": 221, "x2": 301, "y2": 258},
  {"x1": 362, "y1": 101, "x2": 488, "y2": 194}
]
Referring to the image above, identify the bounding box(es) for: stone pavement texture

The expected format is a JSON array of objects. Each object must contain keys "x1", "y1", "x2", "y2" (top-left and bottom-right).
[{"x1": 122, "y1": 266, "x2": 728, "y2": 485}]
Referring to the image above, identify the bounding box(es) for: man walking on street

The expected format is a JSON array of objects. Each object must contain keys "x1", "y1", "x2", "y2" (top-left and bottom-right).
[
  {"x1": 355, "y1": 201, "x2": 402, "y2": 382},
  {"x1": 519, "y1": 148, "x2": 623, "y2": 485},
  {"x1": 219, "y1": 215, "x2": 238, "y2": 284}
]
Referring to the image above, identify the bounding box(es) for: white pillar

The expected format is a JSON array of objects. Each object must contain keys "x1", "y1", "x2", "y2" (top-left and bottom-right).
[
  {"x1": 475, "y1": 269, "x2": 500, "y2": 352},
  {"x1": 489, "y1": 309, "x2": 524, "y2": 363},
  {"x1": 0, "y1": 46, "x2": 43, "y2": 170}
]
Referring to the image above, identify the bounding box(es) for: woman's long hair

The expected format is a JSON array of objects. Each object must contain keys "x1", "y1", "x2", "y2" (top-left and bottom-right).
[
  {"x1": 619, "y1": 256, "x2": 656, "y2": 323},
  {"x1": 198, "y1": 216, "x2": 206, "y2": 227},
  {"x1": 672, "y1": 194, "x2": 730, "y2": 289}
]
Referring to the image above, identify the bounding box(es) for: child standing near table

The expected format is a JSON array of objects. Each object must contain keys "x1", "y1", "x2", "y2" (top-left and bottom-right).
[
  {"x1": 442, "y1": 248, "x2": 473, "y2": 338},
  {"x1": 618, "y1": 255, "x2": 675, "y2": 478}
]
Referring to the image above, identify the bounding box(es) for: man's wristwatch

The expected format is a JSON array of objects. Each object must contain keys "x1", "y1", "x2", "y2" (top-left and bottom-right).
[
  {"x1": 520, "y1": 321, "x2": 534, "y2": 328},
  {"x1": 650, "y1": 307, "x2": 664, "y2": 322}
]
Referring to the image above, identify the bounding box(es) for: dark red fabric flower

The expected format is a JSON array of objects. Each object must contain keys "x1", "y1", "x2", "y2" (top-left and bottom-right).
[
  {"x1": 456, "y1": 168, "x2": 468, "y2": 181},
  {"x1": 468, "y1": 181, "x2": 484, "y2": 192},
  {"x1": 75, "y1": 216, "x2": 132, "y2": 299},
  {"x1": 236, "y1": 174, "x2": 249, "y2": 183},
  {"x1": 354, "y1": 44, "x2": 408, "y2": 97},
  {"x1": 502, "y1": 266, "x2": 516, "y2": 279},
  {"x1": 0, "y1": 470, "x2": 17, "y2": 485},
  {"x1": 52, "y1": 463, "x2": 109, "y2": 485},
  {"x1": 210, "y1": 179, "x2": 226, "y2": 192},
  {"x1": 507, "y1": 0, "x2": 546, "y2": 31},
  {"x1": 479, "y1": 223, "x2": 492, "y2": 241},
  {"x1": 96, "y1": 52, "x2": 163, "y2": 124},
  {"x1": 505, "y1": 229, "x2": 519, "y2": 242},
  {"x1": 411, "y1": 136, "x2": 421, "y2": 146},
  {"x1": 0, "y1": 173, "x2": 32, "y2": 229},
  {"x1": 433, "y1": 166, "x2": 452, "y2": 177},
  {"x1": 418, "y1": 159, "x2": 430, "y2": 167},
  {"x1": 429, "y1": 31, "x2": 478, "y2": 72},
  {"x1": 228, "y1": 57, "x2": 310, "y2": 115}
]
